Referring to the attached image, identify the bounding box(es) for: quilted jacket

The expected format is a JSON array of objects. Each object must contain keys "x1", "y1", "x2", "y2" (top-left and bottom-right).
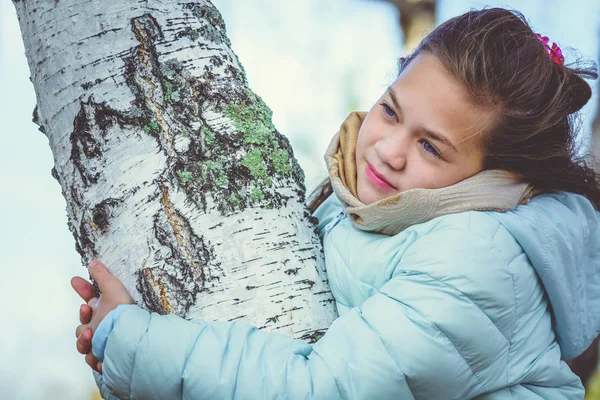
[{"x1": 92, "y1": 192, "x2": 599, "y2": 399}]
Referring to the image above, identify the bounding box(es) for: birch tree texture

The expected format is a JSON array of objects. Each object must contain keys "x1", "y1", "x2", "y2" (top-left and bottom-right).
[
  {"x1": 0, "y1": 1, "x2": 402, "y2": 399},
  {"x1": 13, "y1": 0, "x2": 342, "y2": 339}
]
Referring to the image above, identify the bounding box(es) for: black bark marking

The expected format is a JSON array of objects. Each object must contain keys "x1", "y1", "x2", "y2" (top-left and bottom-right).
[
  {"x1": 183, "y1": 2, "x2": 230, "y2": 46},
  {"x1": 92, "y1": 198, "x2": 122, "y2": 234},
  {"x1": 131, "y1": 14, "x2": 165, "y2": 44},
  {"x1": 136, "y1": 269, "x2": 168, "y2": 315},
  {"x1": 231, "y1": 227, "x2": 252, "y2": 235},
  {"x1": 300, "y1": 330, "x2": 327, "y2": 344},
  {"x1": 261, "y1": 261, "x2": 278, "y2": 266},
  {"x1": 70, "y1": 98, "x2": 144, "y2": 187},
  {"x1": 32, "y1": 105, "x2": 46, "y2": 135},
  {"x1": 69, "y1": 185, "x2": 84, "y2": 209},
  {"x1": 208, "y1": 222, "x2": 223, "y2": 230},
  {"x1": 81, "y1": 78, "x2": 103, "y2": 90},
  {"x1": 296, "y1": 279, "x2": 316, "y2": 289},
  {"x1": 79, "y1": 27, "x2": 122, "y2": 42},
  {"x1": 264, "y1": 280, "x2": 283, "y2": 287},
  {"x1": 50, "y1": 167, "x2": 59, "y2": 182},
  {"x1": 293, "y1": 247, "x2": 315, "y2": 253},
  {"x1": 284, "y1": 268, "x2": 300, "y2": 276},
  {"x1": 242, "y1": 257, "x2": 262, "y2": 264},
  {"x1": 141, "y1": 202, "x2": 222, "y2": 315},
  {"x1": 75, "y1": 218, "x2": 98, "y2": 263}
]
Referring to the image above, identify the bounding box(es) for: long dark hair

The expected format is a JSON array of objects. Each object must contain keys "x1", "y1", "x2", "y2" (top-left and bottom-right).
[{"x1": 308, "y1": 8, "x2": 600, "y2": 213}]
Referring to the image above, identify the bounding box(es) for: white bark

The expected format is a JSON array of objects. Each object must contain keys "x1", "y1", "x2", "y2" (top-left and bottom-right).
[{"x1": 13, "y1": 0, "x2": 336, "y2": 341}]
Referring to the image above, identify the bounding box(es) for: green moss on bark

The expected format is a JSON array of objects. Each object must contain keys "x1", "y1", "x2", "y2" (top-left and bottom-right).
[
  {"x1": 202, "y1": 126, "x2": 215, "y2": 144},
  {"x1": 249, "y1": 187, "x2": 265, "y2": 200},
  {"x1": 227, "y1": 194, "x2": 242, "y2": 204},
  {"x1": 224, "y1": 89, "x2": 275, "y2": 146},
  {"x1": 270, "y1": 147, "x2": 292, "y2": 176},
  {"x1": 178, "y1": 170, "x2": 193, "y2": 184},
  {"x1": 241, "y1": 148, "x2": 267, "y2": 180},
  {"x1": 163, "y1": 81, "x2": 173, "y2": 101},
  {"x1": 216, "y1": 173, "x2": 229, "y2": 188}
]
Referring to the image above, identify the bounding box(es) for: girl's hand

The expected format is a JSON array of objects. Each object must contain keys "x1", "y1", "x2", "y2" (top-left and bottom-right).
[
  {"x1": 71, "y1": 277, "x2": 97, "y2": 371},
  {"x1": 71, "y1": 260, "x2": 135, "y2": 373}
]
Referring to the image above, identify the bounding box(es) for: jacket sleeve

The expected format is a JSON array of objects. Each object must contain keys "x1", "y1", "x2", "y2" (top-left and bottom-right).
[
  {"x1": 93, "y1": 304, "x2": 343, "y2": 400},
  {"x1": 94, "y1": 228, "x2": 516, "y2": 400}
]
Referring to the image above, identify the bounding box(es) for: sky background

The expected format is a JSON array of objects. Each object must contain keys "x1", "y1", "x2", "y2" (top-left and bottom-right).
[{"x1": 0, "y1": 1, "x2": 598, "y2": 399}]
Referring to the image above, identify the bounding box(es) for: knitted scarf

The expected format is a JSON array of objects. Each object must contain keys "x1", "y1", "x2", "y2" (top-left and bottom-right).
[{"x1": 324, "y1": 112, "x2": 535, "y2": 235}]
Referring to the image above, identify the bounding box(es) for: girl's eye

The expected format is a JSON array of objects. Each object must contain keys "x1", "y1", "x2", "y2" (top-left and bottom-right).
[
  {"x1": 380, "y1": 103, "x2": 397, "y2": 120},
  {"x1": 420, "y1": 140, "x2": 441, "y2": 158}
]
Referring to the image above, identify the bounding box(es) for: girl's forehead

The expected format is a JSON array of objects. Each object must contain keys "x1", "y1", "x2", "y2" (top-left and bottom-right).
[{"x1": 390, "y1": 53, "x2": 495, "y2": 149}]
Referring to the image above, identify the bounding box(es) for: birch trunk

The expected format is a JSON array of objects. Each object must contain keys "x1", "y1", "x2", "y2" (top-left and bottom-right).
[{"x1": 12, "y1": 0, "x2": 337, "y2": 341}]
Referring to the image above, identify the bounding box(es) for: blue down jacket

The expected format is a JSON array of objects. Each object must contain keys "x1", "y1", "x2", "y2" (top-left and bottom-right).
[{"x1": 92, "y1": 192, "x2": 600, "y2": 399}]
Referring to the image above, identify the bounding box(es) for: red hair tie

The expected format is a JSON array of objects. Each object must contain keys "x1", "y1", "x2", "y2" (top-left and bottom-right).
[{"x1": 536, "y1": 33, "x2": 565, "y2": 65}]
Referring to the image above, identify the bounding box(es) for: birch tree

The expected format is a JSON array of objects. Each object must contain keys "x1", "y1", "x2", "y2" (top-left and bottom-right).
[{"x1": 12, "y1": 0, "x2": 337, "y2": 343}]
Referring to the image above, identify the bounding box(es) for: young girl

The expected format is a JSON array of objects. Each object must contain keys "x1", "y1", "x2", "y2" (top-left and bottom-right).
[{"x1": 72, "y1": 8, "x2": 600, "y2": 399}]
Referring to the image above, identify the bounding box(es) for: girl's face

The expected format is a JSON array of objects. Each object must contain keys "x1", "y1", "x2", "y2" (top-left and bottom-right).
[{"x1": 356, "y1": 53, "x2": 493, "y2": 205}]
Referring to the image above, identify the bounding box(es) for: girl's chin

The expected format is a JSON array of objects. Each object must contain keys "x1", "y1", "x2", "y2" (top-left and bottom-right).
[
  {"x1": 357, "y1": 180, "x2": 398, "y2": 205},
  {"x1": 362, "y1": 194, "x2": 384, "y2": 205},
  {"x1": 356, "y1": 187, "x2": 379, "y2": 205}
]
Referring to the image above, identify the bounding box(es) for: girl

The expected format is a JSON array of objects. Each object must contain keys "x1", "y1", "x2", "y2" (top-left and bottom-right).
[{"x1": 72, "y1": 7, "x2": 600, "y2": 399}]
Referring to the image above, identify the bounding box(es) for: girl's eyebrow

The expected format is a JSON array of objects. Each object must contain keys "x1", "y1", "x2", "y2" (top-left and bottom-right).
[{"x1": 386, "y1": 87, "x2": 459, "y2": 153}]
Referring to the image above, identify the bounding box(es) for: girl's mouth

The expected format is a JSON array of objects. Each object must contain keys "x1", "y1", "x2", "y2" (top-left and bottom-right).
[{"x1": 365, "y1": 163, "x2": 396, "y2": 190}]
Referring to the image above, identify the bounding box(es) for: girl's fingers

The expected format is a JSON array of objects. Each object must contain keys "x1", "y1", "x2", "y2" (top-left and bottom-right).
[
  {"x1": 76, "y1": 328, "x2": 92, "y2": 355},
  {"x1": 76, "y1": 335, "x2": 87, "y2": 354},
  {"x1": 79, "y1": 304, "x2": 92, "y2": 324},
  {"x1": 87, "y1": 297, "x2": 99, "y2": 309},
  {"x1": 85, "y1": 351, "x2": 99, "y2": 373},
  {"x1": 75, "y1": 324, "x2": 85, "y2": 338},
  {"x1": 97, "y1": 361, "x2": 103, "y2": 375},
  {"x1": 88, "y1": 261, "x2": 114, "y2": 292},
  {"x1": 71, "y1": 276, "x2": 95, "y2": 302}
]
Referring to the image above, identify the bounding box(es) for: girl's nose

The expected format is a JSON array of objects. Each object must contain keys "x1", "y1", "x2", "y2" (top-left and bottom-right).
[{"x1": 375, "y1": 137, "x2": 407, "y2": 171}]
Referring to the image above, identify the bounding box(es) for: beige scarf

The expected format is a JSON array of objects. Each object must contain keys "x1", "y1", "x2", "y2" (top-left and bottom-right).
[{"x1": 325, "y1": 112, "x2": 535, "y2": 235}]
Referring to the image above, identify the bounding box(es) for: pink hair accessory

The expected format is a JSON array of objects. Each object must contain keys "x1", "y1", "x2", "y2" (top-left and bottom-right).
[{"x1": 536, "y1": 33, "x2": 565, "y2": 65}]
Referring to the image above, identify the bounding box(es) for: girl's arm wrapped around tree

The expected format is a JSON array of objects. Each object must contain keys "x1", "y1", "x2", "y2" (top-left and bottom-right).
[{"x1": 89, "y1": 219, "x2": 579, "y2": 400}]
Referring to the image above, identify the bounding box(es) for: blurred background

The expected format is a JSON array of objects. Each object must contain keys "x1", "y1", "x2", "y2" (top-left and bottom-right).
[{"x1": 0, "y1": 1, "x2": 599, "y2": 398}]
